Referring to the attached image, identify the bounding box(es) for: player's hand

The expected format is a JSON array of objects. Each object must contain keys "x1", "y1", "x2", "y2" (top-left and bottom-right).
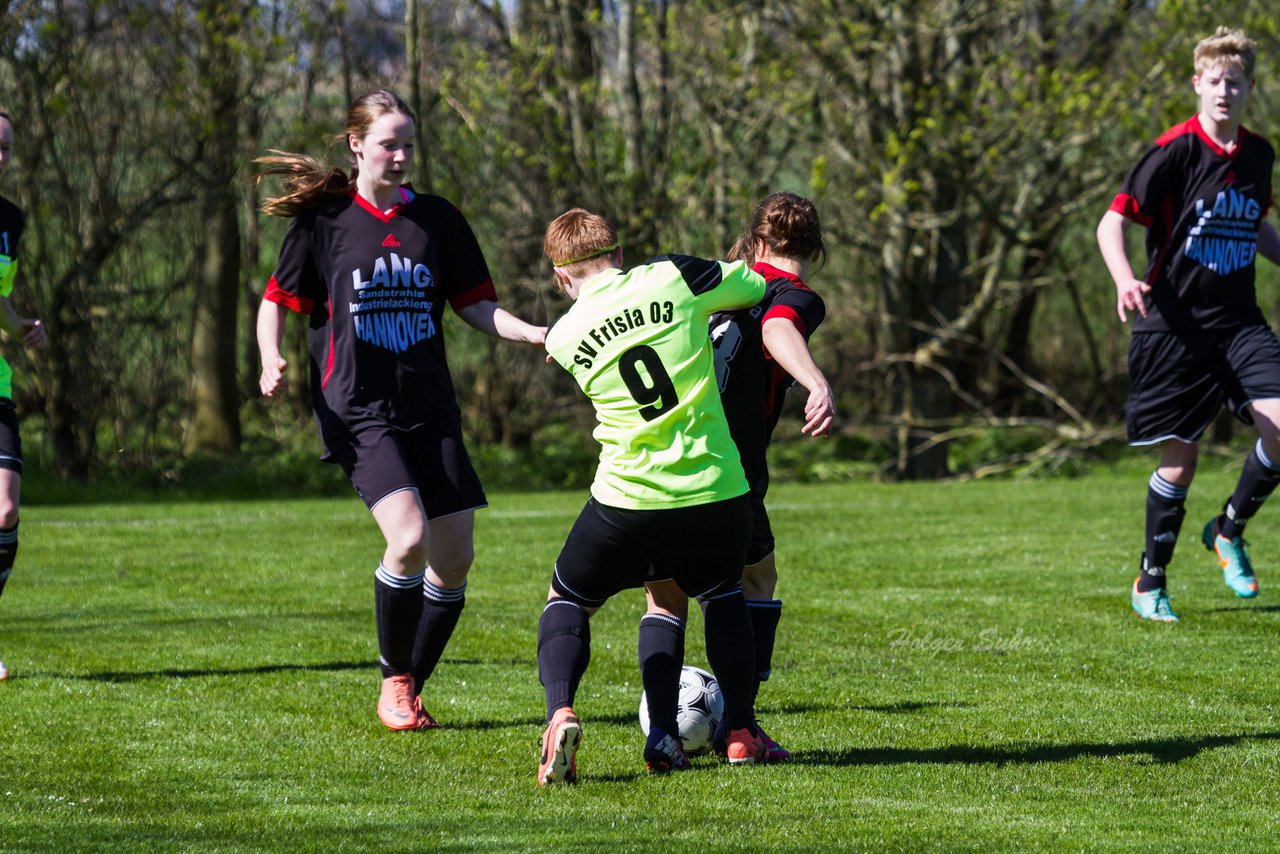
[
  {"x1": 259, "y1": 356, "x2": 288, "y2": 398},
  {"x1": 1115, "y1": 278, "x2": 1151, "y2": 322},
  {"x1": 18, "y1": 318, "x2": 44, "y2": 350},
  {"x1": 526, "y1": 325, "x2": 548, "y2": 346},
  {"x1": 801, "y1": 382, "x2": 835, "y2": 437}
]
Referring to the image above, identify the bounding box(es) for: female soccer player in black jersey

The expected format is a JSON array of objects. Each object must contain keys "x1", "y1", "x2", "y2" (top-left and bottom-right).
[
  {"x1": 256, "y1": 90, "x2": 546, "y2": 730},
  {"x1": 641, "y1": 192, "x2": 834, "y2": 768},
  {"x1": 0, "y1": 108, "x2": 47, "y2": 683}
]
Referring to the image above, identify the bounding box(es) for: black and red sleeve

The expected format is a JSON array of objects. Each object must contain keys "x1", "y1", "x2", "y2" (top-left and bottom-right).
[
  {"x1": 441, "y1": 204, "x2": 497, "y2": 311},
  {"x1": 763, "y1": 283, "x2": 826, "y2": 340},
  {"x1": 1109, "y1": 140, "x2": 1179, "y2": 228},
  {"x1": 264, "y1": 218, "x2": 324, "y2": 315}
]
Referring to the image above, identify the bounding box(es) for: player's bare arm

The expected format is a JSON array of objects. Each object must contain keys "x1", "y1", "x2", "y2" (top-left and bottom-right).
[
  {"x1": 1096, "y1": 209, "x2": 1150, "y2": 322},
  {"x1": 761, "y1": 316, "x2": 834, "y2": 437},
  {"x1": 455, "y1": 299, "x2": 547, "y2": 345},
  {"x1": 255, "y1": 300, "x2": 288, "y2": 398},
  {"x1": 1257, "y1": 220, "x2": 1280, "y2": 267}
]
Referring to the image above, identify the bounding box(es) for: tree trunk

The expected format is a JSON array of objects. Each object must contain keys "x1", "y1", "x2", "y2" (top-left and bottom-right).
[
  {"x1": 187, "y1": 191, "x2": 242, "y2": 454},
  {"x1": 185, "y1": 2, "x2": 242, "y2": 454}
]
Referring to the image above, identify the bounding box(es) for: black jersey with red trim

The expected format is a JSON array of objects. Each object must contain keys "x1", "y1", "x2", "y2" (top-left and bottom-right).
[
  {"x1": 1109, "y1": 114, "x2": 1275, "y2": 332},
  {"x1": 265, "y1": 188, "x2": 497, "y2": 455},
  {"x1": 709, "y1": 261, "x2": 826, "y2": 473}
]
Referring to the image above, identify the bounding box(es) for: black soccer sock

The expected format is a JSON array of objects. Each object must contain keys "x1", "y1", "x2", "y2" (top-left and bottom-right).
[
  {"x1": 638, "y1": 613, "x2": 685, "y2": 736},
  {"x1": 1219, "y1": 440, "x2": 1280, "y2": 540},
  {"x1": 746, "y1": 599, "x2": 782, "y2": 702},
  {"x1": 374, "y1": 564, "x2": 424, "y2": 678},
  {"x1": 0, "y1": 522, "x2": 15, "y2": 598},
  {"x1": 699, "y1": 588, "x2": 756, "y2": 734},
  {"x1": 537, "y1": 600, "x2": 591, "y2": 721},
  {"x1": 1140, "y1": 472, "x2": 1187, "y2": 592},
  {"x1": 411, "y1": 576, "x2": 466, "y2": 694}
]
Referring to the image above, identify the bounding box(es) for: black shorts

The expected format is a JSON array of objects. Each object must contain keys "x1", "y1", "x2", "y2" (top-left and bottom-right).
[
  {"x1": 1127, "y1": 325, "x2": 1280, "y2": 445},
  {"x1": 553, "y1": 494, "x2": 752, "y2": 606},
  {"x1": 0, "y1": 398, "x2": 22, "y2": 474},
  {"x1": 332, "y1": 421, "x2": 486, "y2": 519},
  {"x1": 741, "y1": 457, "x2": 774, "y2": 566}
]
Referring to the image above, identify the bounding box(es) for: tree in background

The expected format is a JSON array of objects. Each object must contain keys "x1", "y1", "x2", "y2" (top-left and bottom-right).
[{"x1": 4, "y1": 0, "x2": 1280, "y2": 482}]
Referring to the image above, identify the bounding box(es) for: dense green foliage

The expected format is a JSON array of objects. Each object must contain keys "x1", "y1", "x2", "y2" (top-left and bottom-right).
[
  {"x1": 0, "y1": 1, "x2": 1278, "y2": 481},
  {"x1": 3, "y1": 476, "x2": 1279, "y2": 849}
]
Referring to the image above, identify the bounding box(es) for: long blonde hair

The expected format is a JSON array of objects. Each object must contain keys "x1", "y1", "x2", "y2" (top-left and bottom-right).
[{"x1": 257, "y1": 89, "x2": 413, "y2": 218}]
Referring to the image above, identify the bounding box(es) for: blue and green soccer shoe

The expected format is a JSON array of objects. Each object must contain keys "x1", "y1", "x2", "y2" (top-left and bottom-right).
[
  {"x1": 1131, "y1": 577, "x2": 1179, "y2": 622},
  {"x1": 1202, "y1": 519, "x2": 1259, "y2": 599}
]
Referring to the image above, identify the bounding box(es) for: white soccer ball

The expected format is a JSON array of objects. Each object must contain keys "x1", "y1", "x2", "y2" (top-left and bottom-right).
[{"x1": 638, "y1": 664, "x2": 725, "y2": 756}]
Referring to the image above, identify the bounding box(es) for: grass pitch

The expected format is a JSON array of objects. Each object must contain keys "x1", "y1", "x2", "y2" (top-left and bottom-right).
[{"x1": 2, "y1": 470, "x2": 1279, "y2": 850}]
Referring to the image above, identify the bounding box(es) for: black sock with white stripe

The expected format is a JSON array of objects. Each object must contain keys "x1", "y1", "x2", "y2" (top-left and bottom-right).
[
  {"x1": 638, "y1": 613, "x2": 685, "y2": 736},
  {"x1": 412, "y1": 576, "x2": 466, "y2": 695},
  {"x1": 1141, "y1": 472, "x2": 1186, "y2": 593},
  {"x1": 1219, "y1": 440, "x2": 1280, "y2": 540},
  {"x1": 746, "y1": 599, "x2": 782, "y2": 702},
  {"x1": 0, "y1": 522, "x2": 15, "y2": 598},
  {"x1": 538, "y1": 599, "x2": 591, "y2": 720},
  {"x1": 375, "y1": 564, "x2": 424, "y2": 678}
]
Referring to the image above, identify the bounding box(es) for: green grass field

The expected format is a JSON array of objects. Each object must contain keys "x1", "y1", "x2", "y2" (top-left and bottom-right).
[{"x1": 3, "y1": 470, "x2": 1279, "y2": 851}]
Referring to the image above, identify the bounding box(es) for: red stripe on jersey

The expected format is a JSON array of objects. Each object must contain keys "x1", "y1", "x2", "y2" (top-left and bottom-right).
[
  {"x1": 1109, "y1": 194, "x2": 1153, "y2": 228},
  {"x1": 1154, "y1": 117, "x2": 1197, "y2": 147},
  {"x1": 1159, "y1": 113, "x2": 1254, "y2": 161},
  {"x1": 753, "y1": 261, "x2": 804, "y2": 285},
  {"x1": 350, "y1": 188, "x2": 406, "y2": 223},
  {"x1": 264, "y1": 275, "x2": 316, "y2": 314},
  {"x1": 322, "y1": 297, "x2": 335, "y2": 389},
  {"x1": 762, "y1": 305, "x2": 808, "y2": 344},
  {"x1": 448, "y1": 277, "x2": 498, "y2": 310},
  {"x1": 1146, "y1": 192, "x2": 1177, "y2": 286},
  {"x1": 762, "y1": 363, "x2": 786, "y2": 421}
]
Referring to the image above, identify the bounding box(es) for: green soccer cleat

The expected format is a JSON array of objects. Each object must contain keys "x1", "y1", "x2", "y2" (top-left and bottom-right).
[
  {"x1": 1130, "y1": 578, "x2": 1178, "y2": 622},
  {"x1": 1202, "y1": 519, "x2": 1259, "y2": 599}
]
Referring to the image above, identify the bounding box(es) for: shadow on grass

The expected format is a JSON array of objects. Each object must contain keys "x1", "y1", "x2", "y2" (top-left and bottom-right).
[
  {"x1": 1201, "y1": 605, "x2": 1280, "y2": 613},
  {"x1": 795, "y1": 731, "x2": 1280, "y2": 767},
  {"x1": 49, "y1": 660, "x2": 375, "y2": 683},
  {"x1": 464, "y1": 699, "x2": 964, "y2": 736}
]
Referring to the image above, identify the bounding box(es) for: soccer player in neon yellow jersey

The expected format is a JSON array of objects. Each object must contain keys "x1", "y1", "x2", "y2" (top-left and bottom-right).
[
  {"x1": 535, "y1": 208, "x2": 768, "y2": 785},
  {"x1": 0, "y1": 108, "x2": 47, "y2": 682}
]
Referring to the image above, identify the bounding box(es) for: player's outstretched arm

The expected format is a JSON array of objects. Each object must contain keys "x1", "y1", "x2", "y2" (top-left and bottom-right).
[
  {"x1": 455, "y1": 299, "x2": 547, "y2": 345},
  {"x1": 1097, "y1": 210, "x2": 1149, "y2": 323},
  {"x1": 256, "y1": 300, "x2": 289, "y2": 398},
  {"x1": 1258, "y1": 220, "x2": 1280, "y2": 267},
  {"x1": 761, "y1": 316, "x2": 835, "y2": 437}
]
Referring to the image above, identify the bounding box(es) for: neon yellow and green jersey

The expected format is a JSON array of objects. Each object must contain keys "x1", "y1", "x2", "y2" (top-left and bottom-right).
[
  {"x1": 0, "y1": 196, "x2": 26, "y2": 400},
  {"x1": 546, "y1": 254, "x2": 766, "y2": 509}
]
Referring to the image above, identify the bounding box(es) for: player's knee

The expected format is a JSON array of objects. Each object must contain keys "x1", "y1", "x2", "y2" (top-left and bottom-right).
[
  {"x1": 740, "y1": 561, "x2": 776, "y2": 599},
  {"x1": 386, "y1": 529, "x2": 429, "y2": 568},
  {"x1": 646, "y1": 581, "x2": 688, "y2": 619},
  {"x1": 1159, "y1": 443, "x2": 1199, "y2": 485},
  {"x1": 0, "y1": 503, "x2": 18, "y2": 530},
  {"x1": 431, "y1": 540, "x2": 474, "y2": 583}
]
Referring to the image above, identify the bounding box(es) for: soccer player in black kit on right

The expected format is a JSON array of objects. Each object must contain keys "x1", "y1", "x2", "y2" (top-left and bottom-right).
[
  {"x1": 256, "y1": 90, "x2": 546, "y2": 729},
  {"x1": 1097, "y1": 28, "x2": 1280, "y2": 622}
]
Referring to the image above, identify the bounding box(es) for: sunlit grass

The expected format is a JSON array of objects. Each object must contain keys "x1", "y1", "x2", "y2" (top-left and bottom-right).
[{"x1": 2, "y1": 472, "x2": 1278, "y2": 849}]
